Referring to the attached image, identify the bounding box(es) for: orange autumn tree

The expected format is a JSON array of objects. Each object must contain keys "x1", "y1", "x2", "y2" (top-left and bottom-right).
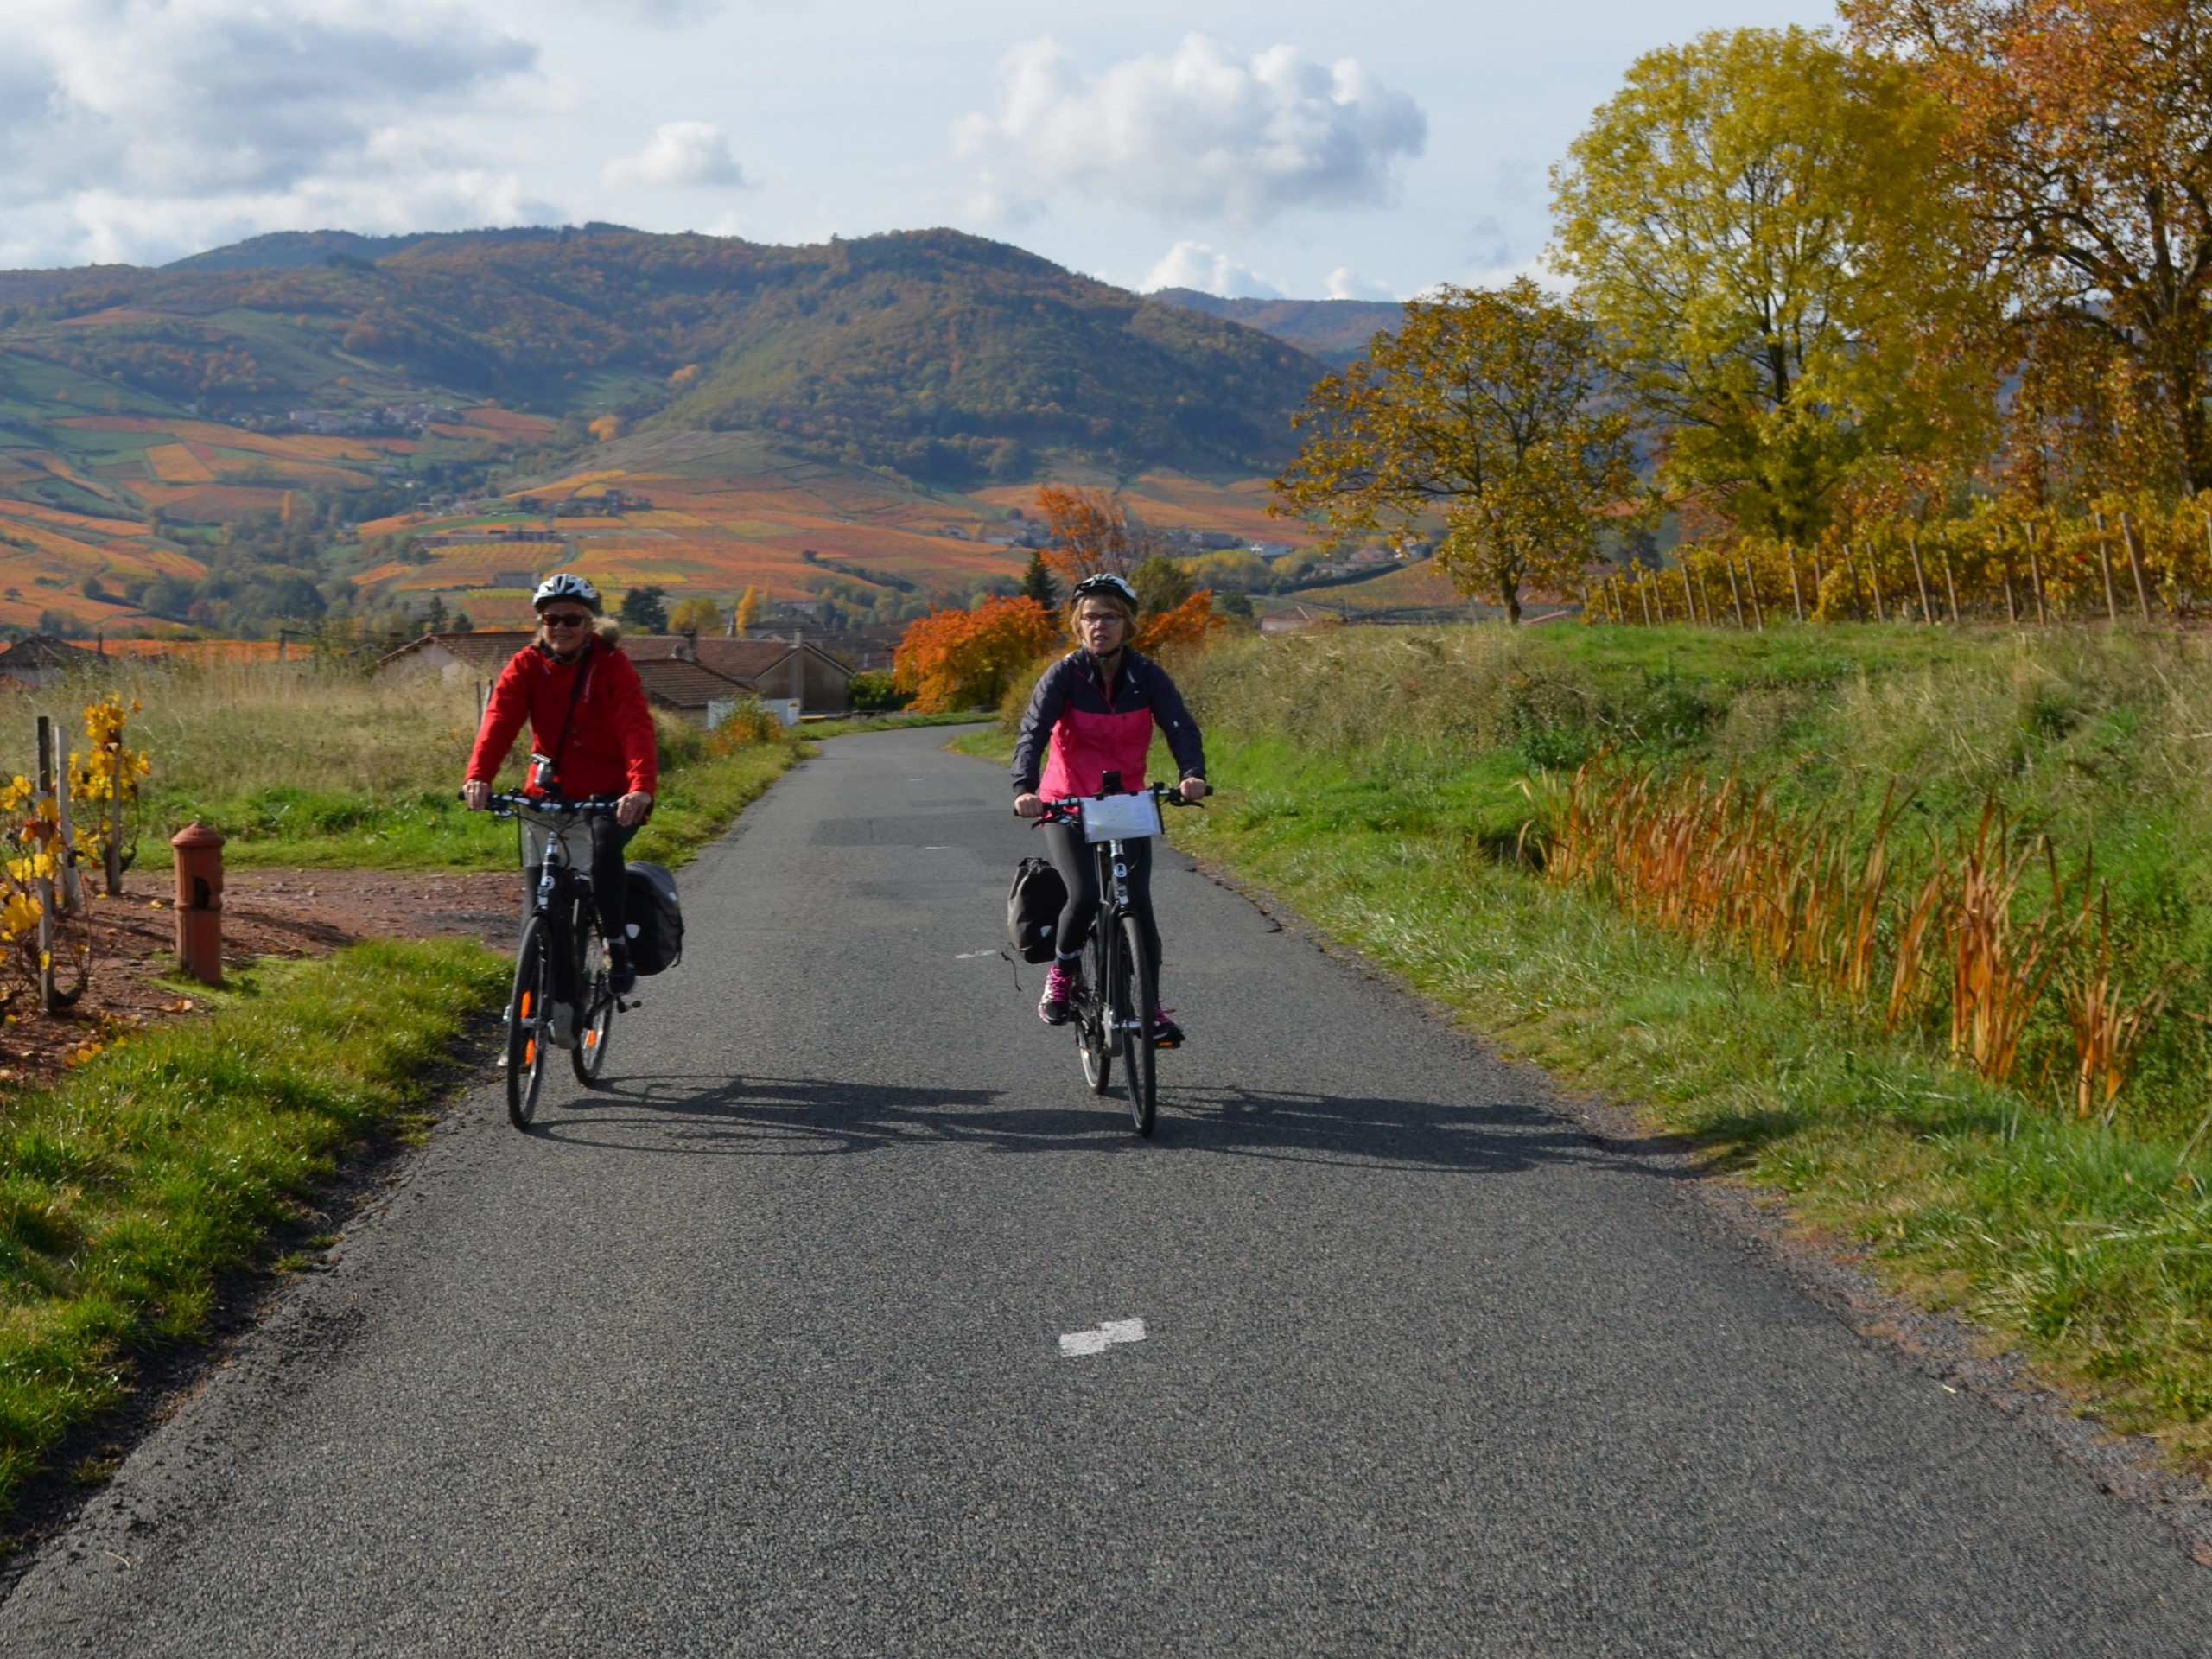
[
  {"x1": 1847, "y1": 0, "x2": 2212, "y2": 494},
  {"x1": 1035, "y1": 486, "x2": 1144, "y2": 582},
  {"x1": 893, "y1": 596, "x2": 1059, "y2": 712},
  {"x1": 1034, "y1": 485, "x2": 1225, "y2": 651}
]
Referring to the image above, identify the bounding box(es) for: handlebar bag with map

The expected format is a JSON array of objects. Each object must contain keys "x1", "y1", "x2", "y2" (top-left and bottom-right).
[
  {"x1": 1006, "y1": 856, "x2": 1068, "y2": 964},
  {"x1": 622, "y1": 861, "x2": 684, "y2": 976}
]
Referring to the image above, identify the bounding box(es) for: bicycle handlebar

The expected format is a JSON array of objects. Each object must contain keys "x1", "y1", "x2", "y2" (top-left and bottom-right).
[
  {"x1": 1032, "y1": 782, "x2": 1203, "y2": 827},
  {"x1": 465, "y1": 790, "x2": 626, "y2": 819}
]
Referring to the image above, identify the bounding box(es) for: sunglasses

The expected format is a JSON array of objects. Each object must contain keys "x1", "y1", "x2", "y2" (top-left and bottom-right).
[{"x1": 541, "y1": 613, "x2": 593, "y2": 628}]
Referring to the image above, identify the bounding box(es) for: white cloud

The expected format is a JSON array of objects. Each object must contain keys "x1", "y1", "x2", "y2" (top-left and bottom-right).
[
  {"x1": 1139, "y1": 240, "x2": 1281, "y2": 297},
  {"x1": 1325, "y1": 267, "x2": 1395, "y2": 301},
  {"x1": 602, "y1": 122, "x2": 747, "y2": 189},
  {"x1": 954, "y1": 34, "x2": 1425, "y2": 227},
  {"x1": 0, "y1": 0, "x2": 539, "y2": 265}
]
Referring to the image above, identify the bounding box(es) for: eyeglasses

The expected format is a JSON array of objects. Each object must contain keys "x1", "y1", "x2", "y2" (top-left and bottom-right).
[{"x1": 541, "y1": 613, "x2": 592, "y2": 628}]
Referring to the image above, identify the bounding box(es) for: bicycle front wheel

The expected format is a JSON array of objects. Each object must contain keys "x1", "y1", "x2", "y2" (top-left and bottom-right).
[
  {"x1": 505, "y1": 917, "x2": 552, "y2": 1128},
  {"x1": 1118, "y1": 912, "x2": 1157, "y2": 1136},
  {"x1": 571, "y1": 925, "x2": 615, "y2": 1086},
  {"x1": 1078, "y1": 926, "x2": 1113, "y2": 1095}
]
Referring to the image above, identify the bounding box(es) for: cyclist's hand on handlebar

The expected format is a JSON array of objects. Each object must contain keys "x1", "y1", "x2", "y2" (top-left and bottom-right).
[
  {"x1": 616, "y1": 790, "x2": 653, "y2": 828},
  {"x1": 462, "y1": 779, "x2": 490, "y2": 812},
  {"x1": 1178, "y1": 776, "x2": 1209, "y2": 804},
  {"x1": 1014, "y1": 792, "x2": 1044, "y2": 820}
]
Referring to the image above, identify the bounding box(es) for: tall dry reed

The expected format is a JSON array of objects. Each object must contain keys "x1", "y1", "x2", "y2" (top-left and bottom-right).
[{"x1": 1544, "y1": 760, "x2": 2163, "y2": 1105}]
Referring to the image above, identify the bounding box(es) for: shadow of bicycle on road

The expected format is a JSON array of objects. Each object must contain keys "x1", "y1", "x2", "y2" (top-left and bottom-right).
[{"x1": 531, "y1": 1071, "x2": 1674, "y2": 1180}]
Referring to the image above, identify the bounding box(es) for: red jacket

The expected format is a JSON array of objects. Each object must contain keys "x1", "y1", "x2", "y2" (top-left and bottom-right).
[{"x1": 467, "y1": 637, "x2": 658, "y2": 800}]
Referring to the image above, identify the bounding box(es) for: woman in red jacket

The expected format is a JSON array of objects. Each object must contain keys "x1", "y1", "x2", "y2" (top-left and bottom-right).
[{"x1": 463, "y1": 574, "x2": 658, "y2": 993}]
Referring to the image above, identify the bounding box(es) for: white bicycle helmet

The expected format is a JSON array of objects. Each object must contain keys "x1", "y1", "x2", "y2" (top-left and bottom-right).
[{"x1": 532, "y1": 572, "x2": 601, "y2": 613}]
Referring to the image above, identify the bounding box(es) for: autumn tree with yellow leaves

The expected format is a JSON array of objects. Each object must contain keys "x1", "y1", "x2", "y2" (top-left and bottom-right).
[{"x1": 1274, "y1": 279, "x2": 1637, "y2": 624}]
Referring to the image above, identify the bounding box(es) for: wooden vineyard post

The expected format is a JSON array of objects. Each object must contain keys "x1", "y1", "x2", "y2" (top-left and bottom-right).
[
  {"x1": 2120, "y1": 512, "x2": 2153, "y2": 621},
  {"x1": 51, "y1": 727, "x2": 80, "y2": 917},
  {"x1": 1862, "y1": 543, "x2": 1888, "y2": 622},
  {"x1": 1726, "y1": 558, "x2": 1746, "y2": 628},
  {"x1": 1942, "y1": 549, "x2": 1961, "y2": 623},
  {"x1": 35, "y1": 717, "x2": 54, "y2": 1014},
  {"x1": 2092, "y1": 511, "x2": 2120, "y2": 621},
  {"x1": 1910, "y1": 536, "x2": 1933, "y2": 621},
  {"x1": 2026, "y1": 524, "x2": 2048, "y2": 623},
  {"x1": 1744, "y1": 558, "x2": 1764, "y2": 630},
  {"x1": 1787, "y1": 547, "x2": 1805, "y2": 622},
  {"x1": 1637, "y1": 573, "x2": 1654, "y2": 626},
  {"x1": 1841, "y1": 547, "x2": 1862, "y2": 620},
  {"x1": 105, "y1": 738, "x2": 124, "y2": 897}
]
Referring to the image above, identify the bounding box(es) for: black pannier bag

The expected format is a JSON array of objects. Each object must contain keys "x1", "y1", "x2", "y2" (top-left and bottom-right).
[
  {"x1": 1006, "y1": 856, "x2": 1067, "y2": 964},
  {"x1": 623, "y1": 861, "x2": 684, "y2": 976}
]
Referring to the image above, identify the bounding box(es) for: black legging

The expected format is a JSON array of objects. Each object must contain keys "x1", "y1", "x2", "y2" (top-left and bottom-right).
[
  {"x1": 526, "y1": 816, "x2": 638, "y2": 991},
  {"x1": 1041, "y1": 821, "x2": 1160, "y2": 980}
]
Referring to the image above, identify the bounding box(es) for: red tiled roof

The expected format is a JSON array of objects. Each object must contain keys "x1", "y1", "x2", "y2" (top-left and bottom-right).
[{"x1": 631, "y1": 658, "x2": 755, "y2": 709}]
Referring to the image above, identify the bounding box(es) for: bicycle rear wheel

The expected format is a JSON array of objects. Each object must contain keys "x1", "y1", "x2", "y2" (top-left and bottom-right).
[
  {"x1": 505, "y1": 917, "x2": 551, "y2": 1128},
  {"x1": 570, "y1": 923, "x2": 615, "y2": 1086},
  {"x1": 1118, "y1": 912, "x2": 1157, "y2": 1136},
  {"x1": 1078, "y1": 926, "x2": 1113, "y2": 1095}
]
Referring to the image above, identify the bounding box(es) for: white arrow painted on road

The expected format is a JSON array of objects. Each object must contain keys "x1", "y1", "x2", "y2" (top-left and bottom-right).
[{"x1": 1059, "y1": 1319, "x2": 1146, "y2": 1357}]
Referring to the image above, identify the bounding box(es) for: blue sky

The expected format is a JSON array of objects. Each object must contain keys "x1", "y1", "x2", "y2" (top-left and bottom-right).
[{"x1": 0, "y1": 0, "x2": 1834, "y2": 292}]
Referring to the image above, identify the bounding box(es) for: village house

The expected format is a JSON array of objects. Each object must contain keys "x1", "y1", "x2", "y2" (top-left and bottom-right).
[{"x1": 377, "y1": 627, "x2": 855, "y2": 719}]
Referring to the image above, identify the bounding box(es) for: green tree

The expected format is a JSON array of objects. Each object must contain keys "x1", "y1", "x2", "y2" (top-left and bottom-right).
[
  {"x1": 1017, "y1": 549, "x2": 1059, "y2": 609},
  {"x1": 1273, "y1": 279, "x2": 1637, "y2": 624},
  {"x1": 1129, "y1": 556, "x2": 1194, "y2": 618},
  {"x1": 620, "y1": 585, "x2": 671, "y2": 634},
  {"x1": 1551, "y1": 27, "x2": 1989, "y2": 542}
]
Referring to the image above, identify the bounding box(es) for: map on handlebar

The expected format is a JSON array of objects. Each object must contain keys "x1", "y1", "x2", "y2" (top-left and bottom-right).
[{"x1": 1077, "y1": 791, "x2": 1164, "y2": 843}]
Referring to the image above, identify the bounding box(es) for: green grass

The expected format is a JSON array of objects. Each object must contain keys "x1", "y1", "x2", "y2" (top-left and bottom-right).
[
  {"x1": 963, "y1": 621, "x2": 2212, "y2": 1461},
  {"x1": 0, "y1": 938, "x2": 509, "y2": 1520}
]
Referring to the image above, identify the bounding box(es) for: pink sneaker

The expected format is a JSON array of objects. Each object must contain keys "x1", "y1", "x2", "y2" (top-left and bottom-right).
[
  {"x1": 1039, "y1": 958, "x2": 1080, "y2": 1026},
  {"x1": 1150, "y1": 1006, "x2": 1184, "y2": 1048}
]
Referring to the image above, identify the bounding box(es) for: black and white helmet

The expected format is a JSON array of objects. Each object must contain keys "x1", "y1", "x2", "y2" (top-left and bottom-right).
[
  {"x1": 532, "y1": 572, "x2": 601, "y2": 613},
  {"x1": 1071, "y1": 572, "x2": 1140, "y2": 610}
]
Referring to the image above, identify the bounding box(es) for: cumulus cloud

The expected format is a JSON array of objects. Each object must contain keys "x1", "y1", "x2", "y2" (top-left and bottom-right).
[
  {"x1": 955, "y1": 34, "x2": 1425, "y2": 226},
  {"x1": 1325, "y1": 268, "x2": 1395, "y2": 301},
  {"x1": 1139, "y1": 241, "x2": 1281, "y2": 298},
  {"x1": 0, "y1": 0, "x2": 538, "y2": 264},
  {"x1": 602, "y1": 122, "x2": 747, "y2": 190}
]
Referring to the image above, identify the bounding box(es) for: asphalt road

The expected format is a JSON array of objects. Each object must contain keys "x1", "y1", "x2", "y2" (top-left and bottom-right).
[{"x1": 4, "y1": 726, "x2": 2209, "y2": 1656}]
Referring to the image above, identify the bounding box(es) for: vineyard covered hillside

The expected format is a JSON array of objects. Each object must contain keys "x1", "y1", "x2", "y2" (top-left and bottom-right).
[{"x1": 0, "y1": 226, "x2": 1328, "y2": 636}]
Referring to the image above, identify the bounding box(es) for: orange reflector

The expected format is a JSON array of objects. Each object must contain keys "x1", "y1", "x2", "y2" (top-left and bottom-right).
[
  {"x1": 523, "y1": 1039, "x2": 536, "y2": 1067},
  {"x1": 583, "y1": 1030, "x2": 597, "y2": 1051},
  {"x1": 519, "y1": 990, "x2": 532, "y2": 1020}
]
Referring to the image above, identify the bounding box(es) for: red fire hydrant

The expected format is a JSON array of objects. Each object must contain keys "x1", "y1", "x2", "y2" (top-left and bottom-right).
[{"x1": 170, "y1": 823, "x2": 226, "y2": 985}]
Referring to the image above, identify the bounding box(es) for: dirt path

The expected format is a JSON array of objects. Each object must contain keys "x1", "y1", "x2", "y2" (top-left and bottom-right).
[{"x1": 0, "y1": 868, "x2": 520, "y2": 1088}]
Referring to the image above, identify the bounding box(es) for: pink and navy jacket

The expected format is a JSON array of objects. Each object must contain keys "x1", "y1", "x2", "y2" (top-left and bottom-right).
[{"x1": 1012, "y1": 648, "x2": 1206, "y2": 801}]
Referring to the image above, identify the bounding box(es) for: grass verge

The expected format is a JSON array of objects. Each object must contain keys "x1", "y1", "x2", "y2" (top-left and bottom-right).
[
  {"x1": 0, "y1": 938, "x2": 508, "y2": 1519},
  {"x1": 957, "y1": 623, "x2": 2212, "y2": 1465}
]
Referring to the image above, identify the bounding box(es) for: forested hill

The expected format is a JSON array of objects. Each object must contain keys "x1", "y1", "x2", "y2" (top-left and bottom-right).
[
  {"x1": 0, "y1": 227, "x2": 1322, "y2": 483},
  {"x1": 1150, "y1": 290, "x2": 1403, "y2": 368}
]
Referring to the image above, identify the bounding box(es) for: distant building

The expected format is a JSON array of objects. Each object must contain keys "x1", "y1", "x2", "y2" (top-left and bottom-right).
[
  {"x1": 0, "y1": 634, "x2": 101, "y2": 686},
  {"x1": 375, "y1": 632, "x2": 534, "y2": 683},
  {"x1": 625, "y1": 632, "x2": 854, "y2": 715},
  {"x1": 377, "y1": 627, "x2": 855, "y2": 715}
]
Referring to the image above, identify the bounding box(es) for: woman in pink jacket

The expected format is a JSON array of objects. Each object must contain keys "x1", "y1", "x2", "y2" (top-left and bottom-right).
[{"x1": 1011, "y1": 573, "x2": 1209, "y2": 1042}]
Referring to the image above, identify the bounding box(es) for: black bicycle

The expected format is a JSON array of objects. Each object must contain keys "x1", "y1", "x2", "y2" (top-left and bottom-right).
[
  {"x1": 480, "y1": 791, "x2": 626, "y2": 1128},
  {"x1": 1036, "y1": 779, "x2": 1196, "y2": 1137}
]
